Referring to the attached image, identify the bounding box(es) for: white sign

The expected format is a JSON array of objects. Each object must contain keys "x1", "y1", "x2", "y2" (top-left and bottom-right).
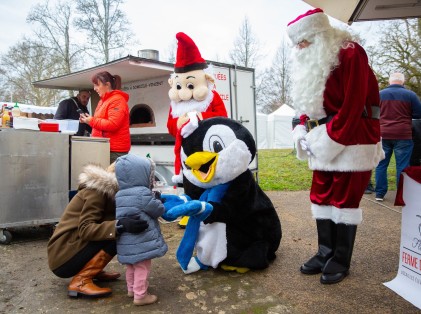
[{"x1": 383, "y1": 173, "x2": 421, "y2": 309}]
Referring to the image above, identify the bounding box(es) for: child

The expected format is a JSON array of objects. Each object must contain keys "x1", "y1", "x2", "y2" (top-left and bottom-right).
[{"x1": 115, "y1": 154, "x2": 168, "y2": 306}]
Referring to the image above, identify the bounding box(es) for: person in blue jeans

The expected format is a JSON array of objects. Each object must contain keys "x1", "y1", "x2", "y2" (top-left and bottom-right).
[{"x1": 375, "y1": 72, "x2": 421, "y2": 201}]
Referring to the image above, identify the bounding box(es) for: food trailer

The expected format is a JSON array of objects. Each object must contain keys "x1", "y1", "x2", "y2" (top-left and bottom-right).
[
  {"x1": 0, "y1": 105, "x2": 110, "y2": 244},
  {"x1": 32, "y1": 53, "x2": 258, "y2": 189},
  {"x1": 1, "y1": 53, "x2": 257, "y2": 244}
]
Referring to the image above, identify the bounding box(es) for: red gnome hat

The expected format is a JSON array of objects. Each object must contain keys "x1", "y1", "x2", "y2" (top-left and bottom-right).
[
  {"x1": 172, "y1": 32, "x2": 209, "y2": 184},
  {"x1": 174, "y1": 32, "x2": 208, "y2": 73}
]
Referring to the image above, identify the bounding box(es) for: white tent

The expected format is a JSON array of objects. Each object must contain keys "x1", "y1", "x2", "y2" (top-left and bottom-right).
[
  {"x1": 256, "y1": 112, "x2": 269, "y2": 149},
  {"x1": 267, "y1": 104, "x2": 295, "y2": 149}
]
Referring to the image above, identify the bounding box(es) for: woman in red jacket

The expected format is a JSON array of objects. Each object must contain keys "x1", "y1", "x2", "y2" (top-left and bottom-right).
[{"x1": 80, "y1": 71, "x2": 131, "y2": 163}]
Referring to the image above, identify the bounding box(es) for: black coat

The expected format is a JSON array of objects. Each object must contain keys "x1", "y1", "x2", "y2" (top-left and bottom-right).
[{"x1": 54, "y1": 97, "x2": 92, "y2": 136}]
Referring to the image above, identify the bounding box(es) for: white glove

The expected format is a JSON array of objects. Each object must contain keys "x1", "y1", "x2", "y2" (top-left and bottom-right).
[
  {"x1": 300, "y1": 138, "x2": 313, "y2": 156},
  {"x1": 180, "y1": 112, "x2": 199, "y2": 138}
]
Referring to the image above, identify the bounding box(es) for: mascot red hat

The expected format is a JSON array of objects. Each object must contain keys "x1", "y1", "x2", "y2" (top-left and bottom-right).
[
  {"x1": 174, "y1": 32, "x2": 208, "y2": 73},
  {"x1": 167, "y1": 32, "x2": 228, "y2": 185}
]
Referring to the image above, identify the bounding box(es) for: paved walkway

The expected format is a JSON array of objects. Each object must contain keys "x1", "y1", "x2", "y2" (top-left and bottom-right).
[{"x1": 1, "y1": 191, "x2": 419, "y2": 313}]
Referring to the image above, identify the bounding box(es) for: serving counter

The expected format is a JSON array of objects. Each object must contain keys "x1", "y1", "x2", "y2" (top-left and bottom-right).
[{"x1": 0, "y1": 129, "x2": 109, "y2": 244}]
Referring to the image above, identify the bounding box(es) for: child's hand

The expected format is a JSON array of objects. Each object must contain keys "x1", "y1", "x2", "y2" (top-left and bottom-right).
[{"x1": 152, "y1": 190, "x2": 162, "y2": 201}]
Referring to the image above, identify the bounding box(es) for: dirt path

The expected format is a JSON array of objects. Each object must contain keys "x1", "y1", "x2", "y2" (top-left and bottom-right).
[{"x1": 0, "y1": 191, "x2": 419, "y2": 313}]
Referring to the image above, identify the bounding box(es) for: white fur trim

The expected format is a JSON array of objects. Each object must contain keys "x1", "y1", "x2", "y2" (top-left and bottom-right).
[
  {"x1": 287, "y1": 11, "x2": 332, "y2": 45},
  {"x1": 292, "y1": 125, "x2": 308, "y2": 161},
  {"x1": 182, "y1": 257, "x2": 201, "y2": 274},
  {"x1": 306, "y1": 124, "x2": 345, "y2": 164},
  {"x1": 311, "y1": 204, "x2": 332, "y2": 220},
  {"x1": 172, "y1": 173, "x2": 183, "y2": 184},
  {"x1": 312, "y1": 204, "x2": 362, "y2": 224},
  {"x1": 306, "y1": 125, "x2": 384, "y2": 172}
]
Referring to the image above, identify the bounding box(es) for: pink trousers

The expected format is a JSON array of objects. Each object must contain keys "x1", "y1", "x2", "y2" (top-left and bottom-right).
[{"x1": 126, "y1": 259, "x2": 152, "y2": 299}]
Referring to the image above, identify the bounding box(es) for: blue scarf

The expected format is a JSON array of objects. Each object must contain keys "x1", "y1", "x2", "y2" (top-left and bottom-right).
[{"x1": 177, "y1": 182, "x2": 230, "y2": 271}]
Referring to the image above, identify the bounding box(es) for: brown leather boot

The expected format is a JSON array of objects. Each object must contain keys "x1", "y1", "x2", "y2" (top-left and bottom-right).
[{"x1": 68, "y1": 250, "x2": 114, "y2": 298}]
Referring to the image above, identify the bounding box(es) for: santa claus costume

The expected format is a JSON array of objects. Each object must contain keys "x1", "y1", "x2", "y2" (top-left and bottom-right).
[
  {"x1": 287, "y1": 9, "x2": 384, "y2": 284},
  {"x1": 167, "y1": 32, "x2": 228, "y2": 184}
]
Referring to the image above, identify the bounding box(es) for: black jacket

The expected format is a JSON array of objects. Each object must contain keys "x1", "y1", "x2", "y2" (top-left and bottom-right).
[{"x1": 54, "y1": 97, "x2": 92, "y2": 136}]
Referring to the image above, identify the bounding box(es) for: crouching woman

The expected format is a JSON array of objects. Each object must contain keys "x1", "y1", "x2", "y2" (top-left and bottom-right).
[{"x1": 47, "y1": 163, "x2": 148, "y2": 298}]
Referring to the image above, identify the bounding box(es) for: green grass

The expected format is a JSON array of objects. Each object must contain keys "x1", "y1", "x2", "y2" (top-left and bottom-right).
[{"x1": 257, "y1": 149, "x2": 397, "y2": 191}]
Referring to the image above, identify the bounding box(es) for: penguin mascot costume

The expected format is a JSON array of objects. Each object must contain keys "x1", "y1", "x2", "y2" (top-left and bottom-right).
[{"x1": 162, "y1": 117, "x2": 282, "y2": 274}]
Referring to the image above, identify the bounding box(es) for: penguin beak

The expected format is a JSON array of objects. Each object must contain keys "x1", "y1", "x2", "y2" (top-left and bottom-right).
[{"x1": 185, "y1": 151, "x2": 218, "y2": 183}]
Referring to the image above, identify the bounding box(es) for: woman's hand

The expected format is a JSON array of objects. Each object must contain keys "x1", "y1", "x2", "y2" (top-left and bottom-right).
[{"x1": 79, "y1": 113, "x2": 92, "y2": 124}]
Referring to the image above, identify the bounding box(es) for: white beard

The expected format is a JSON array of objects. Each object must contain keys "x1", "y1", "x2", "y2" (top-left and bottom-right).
[
  {"x1": 170, "y1": 83, "x2": 215, "y2": 118},
  {"x1": 290, "y1": 29, "x2": 353, "y2": 119}
]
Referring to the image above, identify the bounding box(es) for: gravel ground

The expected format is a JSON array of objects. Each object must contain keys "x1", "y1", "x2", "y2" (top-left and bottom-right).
[{"x1": 0, "y1": 191, "x2": 419, "y2": 314}]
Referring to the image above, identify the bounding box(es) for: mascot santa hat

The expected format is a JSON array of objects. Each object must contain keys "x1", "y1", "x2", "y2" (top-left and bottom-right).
[{"x1": 167, "y1": 32, "x2": 228, "y2": 184}]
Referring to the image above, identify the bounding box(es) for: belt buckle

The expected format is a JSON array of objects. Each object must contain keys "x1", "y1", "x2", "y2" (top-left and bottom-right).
[{"x1": 306, "y1": 119, "x2": 319, "y2": 131}]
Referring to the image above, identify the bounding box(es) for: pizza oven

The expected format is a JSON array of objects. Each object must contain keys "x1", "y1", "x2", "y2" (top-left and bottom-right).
[{"x1": 129, "y1": 103, "x2": 174, "y2": 146}]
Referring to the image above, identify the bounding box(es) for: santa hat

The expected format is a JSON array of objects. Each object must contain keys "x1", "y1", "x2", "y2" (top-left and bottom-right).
[
  {"x1": 286, "y1": 8, "x2": 332, "y2": 45},
  {"x1": 174, "y1": 32, "x2": 208, "y2": 73}
]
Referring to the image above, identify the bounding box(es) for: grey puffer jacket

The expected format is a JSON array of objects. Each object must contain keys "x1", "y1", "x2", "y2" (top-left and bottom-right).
[{"x1": 115, "y1": 154, "x2": 167, "y2": 265}]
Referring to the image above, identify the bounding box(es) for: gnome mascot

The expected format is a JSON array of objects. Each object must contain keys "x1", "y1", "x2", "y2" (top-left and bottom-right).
[{"x1": 167, "y1": 32, "x2": 228, "y2": 185}]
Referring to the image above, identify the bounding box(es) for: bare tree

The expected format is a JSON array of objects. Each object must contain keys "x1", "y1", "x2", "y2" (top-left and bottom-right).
[
  {"x1": 164, "y1": 39, "x2": 177, "y2": 64},
  {"x1": 229, "y1": 16, "x2": 262, "y2": 68},
  {"x1": 27, "y1": 0, "x2": 84, "y2": 75},
  {"x1": 0, "y1": 38, "x2": 65, "y2": 106},
  {"x1": 258, "y1": 40, "x2": 292, "y2": 114},
  {"x1": 366, "y1": 18, "x2": 421, "y2": 95},
  {"x1": 74, "y1": 0, "x2": 137, "y2": 63}
]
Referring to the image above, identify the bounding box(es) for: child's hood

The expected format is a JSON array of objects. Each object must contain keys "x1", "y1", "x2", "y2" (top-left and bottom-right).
[{"x1": 115, "y1": 154, "x2": 154, "y2": 190}]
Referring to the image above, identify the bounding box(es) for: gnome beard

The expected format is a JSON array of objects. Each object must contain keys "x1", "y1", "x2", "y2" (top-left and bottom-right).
[
  {"x1": 290, "y1": 30, "x2": 352, "y2": 119},
  {"x1": 169, "y1": 81, "x2": 215, "y2": 118}
]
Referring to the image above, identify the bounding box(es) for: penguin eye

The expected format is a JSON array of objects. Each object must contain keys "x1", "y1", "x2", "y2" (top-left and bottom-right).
[
  {"x1": 203, "y1": 125, "x2": 237, "y2": 153},
  {"x1": 209, "y1": 135, "x2": 225, "y2": 153},
  {"x1": 176, "y1": 83, "x2": 182, "y2": 90},
  {"x1": 187, "y1": 83, "x2": 194, "y2": 90}
]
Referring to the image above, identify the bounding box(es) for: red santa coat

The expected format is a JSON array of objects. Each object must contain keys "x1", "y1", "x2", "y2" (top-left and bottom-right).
[
  {"x1": 293, "y1": 42, "x2": 384, "y2": 172},
  {"x1": 167, "y1": 90, "x2": 228, "y2": 179},
  {"x1": 292, "y1": 42, "x2": 384, "y2": 225},
  {"x1": 167, "y1": 90, "x2": 227, "y2": 137}
]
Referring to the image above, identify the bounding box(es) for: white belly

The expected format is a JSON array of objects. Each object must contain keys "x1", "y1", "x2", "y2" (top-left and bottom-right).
[{"x1": 196, "y1": 222, "x2": 227, "y2": 268}]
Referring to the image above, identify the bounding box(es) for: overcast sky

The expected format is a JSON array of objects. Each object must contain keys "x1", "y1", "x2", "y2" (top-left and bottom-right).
[{"x1": 0, "y1": 0, "x2": 376, "y2": 69}]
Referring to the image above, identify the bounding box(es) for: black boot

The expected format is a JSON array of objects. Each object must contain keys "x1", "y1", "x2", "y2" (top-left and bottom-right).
[
  {"x1": 320, "y1": 224, "x2": 357, "y2": 284},
  {"x1": 300, "y1": 219, "x2": 335, "y2": 275}
]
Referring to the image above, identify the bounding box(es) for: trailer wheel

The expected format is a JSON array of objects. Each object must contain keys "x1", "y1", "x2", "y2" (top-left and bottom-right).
[{"x1": 0, "y1": 229, "x2": 12, "y2": 245}]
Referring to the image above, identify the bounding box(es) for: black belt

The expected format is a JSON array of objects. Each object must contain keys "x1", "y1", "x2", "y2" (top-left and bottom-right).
[
  {"x1": 305, "y1": 106, "x2": 380, "y2": 132},
  {"x1": 306, "y1": 116, "x2": 333, "y2": 132}
]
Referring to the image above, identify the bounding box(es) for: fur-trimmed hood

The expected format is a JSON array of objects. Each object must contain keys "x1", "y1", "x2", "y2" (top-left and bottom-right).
[{"x1": 78, "y1": 164, "x2": 119, "y2": 199}]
